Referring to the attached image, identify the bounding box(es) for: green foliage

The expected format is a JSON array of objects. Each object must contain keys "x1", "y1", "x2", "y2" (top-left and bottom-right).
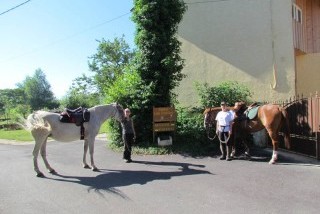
[
  {"x1": 104, "y1": 67, "x2": 154, "y2": 144},
  {"x1": 17, "y1": 69, "x2": 59, "y2": 110},
  {"x1": 59, "y1": 90, "x2": 100, "y2": 109},
  {"x1": 131, "y1": 0, "x2": 187, "y2": 143},
  {"x1": 0, "y1": 88, "x2": 30, "y2": 119},
  {"x1": 60, "y1": 79, "x2": 101, "y2": 109},
  {"x1": 88, "y1": 36, "x2": 135, "y2": 94},
  {"x1": 195, "y1": 81, "x2": 253, "y2": 107},
  {"x1": 132, "y1": 0, "x2": 187, "y2": 104},
  {"x1": 174, "y1": 107, "x2": 217, "y2": 156}
]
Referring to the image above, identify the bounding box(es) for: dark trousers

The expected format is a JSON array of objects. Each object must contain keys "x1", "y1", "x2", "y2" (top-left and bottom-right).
[
  {"x1": 218, "y1": 131, "x2": 232, "y2": 158},
  {"x1": 123, "y1": 133, "x2": 134, "y2": 160}
]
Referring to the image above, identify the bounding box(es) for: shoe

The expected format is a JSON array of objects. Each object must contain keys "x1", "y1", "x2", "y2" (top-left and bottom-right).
[
  {"x1": 226, "y1": 157, "x2": 232, "y2": 161},
  {"x1": 220, "y1": 156, "x2": 226, "y2": 160},
  {"x1": 125, "y1": 159, "x2": 132, "y2": 163}
]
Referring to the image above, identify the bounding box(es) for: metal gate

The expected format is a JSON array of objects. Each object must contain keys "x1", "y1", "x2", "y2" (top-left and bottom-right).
[{"x1": 276, "y1": 95, "x2": 320, "y2": 160}]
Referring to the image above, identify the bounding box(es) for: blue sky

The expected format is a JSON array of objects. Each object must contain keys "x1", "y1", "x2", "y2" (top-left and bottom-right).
[{"x1": 0, "y1": 0, "x2": 135, "y2": 98}]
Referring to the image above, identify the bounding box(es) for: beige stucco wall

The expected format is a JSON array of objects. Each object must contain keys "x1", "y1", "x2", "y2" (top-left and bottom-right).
[
  {"x1": 296, "y1": 53, "x2": 320, "y2": 96},
  {"x1": 176, "y1": 0, "x2": 296, "y2": 107}
]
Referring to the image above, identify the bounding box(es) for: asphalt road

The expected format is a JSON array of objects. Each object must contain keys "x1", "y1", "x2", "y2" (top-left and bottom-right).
[{"x1": 0, "y1": 138, "x2": 319, "y2": 214}]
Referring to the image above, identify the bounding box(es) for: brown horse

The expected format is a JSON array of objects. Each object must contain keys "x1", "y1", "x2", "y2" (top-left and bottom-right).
[
  {"x1": 203, "y1": 104, "x2": 249, "y2": 158},
  {"x1": 204, "y1": 103, "x2": 290, "y2": 164}
]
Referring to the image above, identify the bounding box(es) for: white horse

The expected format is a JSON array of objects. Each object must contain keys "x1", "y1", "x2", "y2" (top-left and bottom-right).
[{"x1": 25, "y1": 103, "x2": 124, "y2": 177}]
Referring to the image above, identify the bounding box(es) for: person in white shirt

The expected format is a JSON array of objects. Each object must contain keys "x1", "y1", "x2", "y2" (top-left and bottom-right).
[{"x1": 215, "y1": 101, "x2": 233, "y2": 161}]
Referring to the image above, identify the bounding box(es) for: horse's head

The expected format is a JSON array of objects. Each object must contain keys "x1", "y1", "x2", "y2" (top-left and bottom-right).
[
  {"x1": 203, "y1": 108, "x2": 212, "y2": 129},
  {"x1": 113, "y1": 103, "x2": 125, "y2": 122},
  {"x1": 203, "y1": 107, "x2": 220, "y2": 129},
  {"x1": 233, "y1": 101, "x2": 247, "y2": 115},
  {"x1": 203, "y1": 107, "x2": 222, "y2": 140}
]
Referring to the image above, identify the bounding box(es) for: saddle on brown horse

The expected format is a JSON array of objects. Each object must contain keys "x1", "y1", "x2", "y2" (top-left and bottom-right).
[
  {"x1": 59, "y1": 107, "x2": 90, "y2": 140},
  {"x1": 244, "y1": 105, "x2": 260, "y2": 120}
]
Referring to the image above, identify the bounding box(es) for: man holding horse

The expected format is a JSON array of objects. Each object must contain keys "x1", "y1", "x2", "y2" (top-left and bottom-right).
[{"x1": 215, "y1": 101, "x2": 234, "y2": 161}]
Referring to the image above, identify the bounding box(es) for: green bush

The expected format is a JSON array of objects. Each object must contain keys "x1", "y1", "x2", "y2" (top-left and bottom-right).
[
  {"x1": 195, "y1": 81, "x2": 252, "y2": 107},
  {"x1": 170, "y1": 81, "x2": 253, "y2": 156},
  {"x1": 174, "y1": 107, "x2": 218, "y2": 156},
  {"x1": 104, "y1": 68, "x2": 154, "y2": 145}
]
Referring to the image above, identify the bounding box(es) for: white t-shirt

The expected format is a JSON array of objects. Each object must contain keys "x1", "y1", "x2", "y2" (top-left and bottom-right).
[{"x1": 215, "y1": 111, "x2": 233, "y2": 132}]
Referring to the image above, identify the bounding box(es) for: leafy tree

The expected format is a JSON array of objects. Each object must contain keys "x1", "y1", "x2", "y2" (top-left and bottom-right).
[
  {"x1": 104, "y1": 67, "x2": 154, "y2": 143},
  {"x1": 17, "y1": 69, "x2": 59, "y2": 110},
  {"x1": 60, "y1": 74, "x2": 101, "y2": 109},
  {"x1": 64, "y1": 36, "x2": 134, "y2": 110},
  {"x1": 88, "y1": 36, "x2": 135, "y2": 94},
  {"x1": 131, "y1": 0, "x2": 187, "y2": 143},
  {"x1": 0, "y1": 88, "x2": 29, "y2": 120},
  {"x1": 132, "y1": 0, "x2": 187, "y2": 105}
]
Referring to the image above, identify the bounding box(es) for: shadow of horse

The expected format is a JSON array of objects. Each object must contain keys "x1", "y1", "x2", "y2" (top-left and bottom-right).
[{"x1": 45, "y1": 160, "x2": 212, "y2": 199}]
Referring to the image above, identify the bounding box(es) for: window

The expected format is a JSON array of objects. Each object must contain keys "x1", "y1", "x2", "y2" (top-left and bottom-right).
[{"x1": 292, "y1": 3, "x2": 302, "y2": 23}]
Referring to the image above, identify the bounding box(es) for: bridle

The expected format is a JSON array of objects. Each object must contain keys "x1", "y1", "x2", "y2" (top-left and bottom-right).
[
  {"x1": 204, "y1": 111, "x2": 217, "y2": 141},
  {"x1": 113, "y1": 103, "x2": 124, "y2": 122}
]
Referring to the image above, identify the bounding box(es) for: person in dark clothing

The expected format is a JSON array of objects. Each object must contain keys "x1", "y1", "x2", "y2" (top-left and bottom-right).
[{"x1": 121, "y1": 108, "x2": 136, "y2": 163}]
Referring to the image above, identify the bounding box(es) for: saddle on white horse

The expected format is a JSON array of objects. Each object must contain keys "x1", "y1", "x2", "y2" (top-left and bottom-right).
[{"x1": 59, "y1": 107, "x2": 90, "y2": 139}]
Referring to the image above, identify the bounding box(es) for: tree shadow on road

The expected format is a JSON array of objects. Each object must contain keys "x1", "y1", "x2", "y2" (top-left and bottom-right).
[{"x1": 45, "y1": 160, "x2": 213, "y2": 200}]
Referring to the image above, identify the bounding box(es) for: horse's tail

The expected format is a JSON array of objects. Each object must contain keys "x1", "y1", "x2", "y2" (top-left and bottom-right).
[
  {"x1": 280, "y1": 107, "x2": 291, "y2": 149},
  {"x1": 24, "y1": 112, "x2": 51, "y2": 132}
]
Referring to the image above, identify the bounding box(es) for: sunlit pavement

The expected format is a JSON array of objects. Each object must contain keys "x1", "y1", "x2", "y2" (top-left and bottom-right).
[{"x1": 0, "y1": 138, "x2": 319, "y2": 214}]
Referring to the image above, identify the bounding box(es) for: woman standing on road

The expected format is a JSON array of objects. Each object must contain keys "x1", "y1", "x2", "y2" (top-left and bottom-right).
[{"x1": 121, "y1": 108, "x2": 136, "y2": 163}]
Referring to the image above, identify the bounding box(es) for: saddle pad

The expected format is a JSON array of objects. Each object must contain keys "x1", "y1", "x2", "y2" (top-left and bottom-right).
[{"x1": 246, "y1": 106, "x2": 260, "y2": 120}]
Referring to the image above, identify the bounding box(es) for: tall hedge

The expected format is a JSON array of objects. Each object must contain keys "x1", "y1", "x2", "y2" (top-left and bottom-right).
[{"x1": 131, "y1": 0, "x2": 187, "y2": 144}]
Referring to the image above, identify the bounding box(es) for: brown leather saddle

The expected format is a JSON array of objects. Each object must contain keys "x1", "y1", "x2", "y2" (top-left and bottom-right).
[{"x1": 59, "y1": 107, "x2": 90, "y2": 140}]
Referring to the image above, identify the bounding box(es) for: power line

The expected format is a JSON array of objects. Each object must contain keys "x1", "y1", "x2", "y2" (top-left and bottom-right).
[
  {"x1": 1, "y1": 11, "x2": 132, "y2": 63},
  {"x1": 185, "y1": 0, "x2": 233, "y2": 4},
  {"x1": 0, "y1": 0, "x2": 31, "y2": 16}
]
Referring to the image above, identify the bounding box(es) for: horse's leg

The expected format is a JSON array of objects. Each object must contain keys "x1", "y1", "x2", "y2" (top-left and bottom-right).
[
  {"x1": 230, "y1": 133, "x2": 236, "y2": 158},
  {"x1": 40, "y1": 139, "x2": 55, "y2": 174},
  {"x1": 32, "y1": 141, "x2": 44, "y2": 177},
  {"x1": 32, "y1": 130, "x2": 48, "y2": 177},
  {"x1": 88, "y1": 139, "x2": 98, "y2": 171},
  {"x1": 267, "y1": 128, "x2": 279, "y2": 164},
  {"x1": 82, "y1": 139, "x2": 90, "y2": 168},
  {"x1": 242, "y1": 132, "x2": 251, "y2": 158}
]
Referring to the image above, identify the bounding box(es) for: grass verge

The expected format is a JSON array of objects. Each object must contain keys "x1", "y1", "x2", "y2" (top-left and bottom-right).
[{"x1": 0, "y1": 129, "x2": 33, "y2": 141}]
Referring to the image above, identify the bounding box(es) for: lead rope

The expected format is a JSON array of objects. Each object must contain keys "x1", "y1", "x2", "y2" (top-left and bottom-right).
[
  {"x1": 217, "y1": 133, "x2": 231, "y2": 144},
  {"x1": 217, "y1": 126, "x2": 231, "y2": 144},
  {"x1": 205, "y1": 122, "x2": 217, "y2": 140}
]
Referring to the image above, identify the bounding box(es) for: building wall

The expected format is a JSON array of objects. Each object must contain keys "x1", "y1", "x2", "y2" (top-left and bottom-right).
[
  {"x1": 296, "y1": 53, "x2": 320, "y2": 95},
  {"x1": 176, "y1": 0, "x2": 296, "y2": 106},
  {"x1": 293, "y1": 0, "x2": 320, "y2": 96}
]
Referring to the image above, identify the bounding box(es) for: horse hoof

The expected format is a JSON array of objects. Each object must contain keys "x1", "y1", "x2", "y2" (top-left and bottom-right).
[
  {"x1": 83, "y1": 164, "x2": 90, "y2": 169},
  {"x1": 269, "y1": 160, "x2": 276, "y2": 164},
  {"x1": 92, "y1": 167, "x2": 99, "y2": 172},
  {"x1": 36, "y1": 172, "x2": 45, "y2": 177},
  {"x1": 49, "y1": 169, "x2": 57, "y2": 174}
]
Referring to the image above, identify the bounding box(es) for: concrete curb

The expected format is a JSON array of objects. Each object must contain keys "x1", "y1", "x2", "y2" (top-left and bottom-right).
[{"x1": 264, "y1": 147, "x2": 320, "y2": 165}]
